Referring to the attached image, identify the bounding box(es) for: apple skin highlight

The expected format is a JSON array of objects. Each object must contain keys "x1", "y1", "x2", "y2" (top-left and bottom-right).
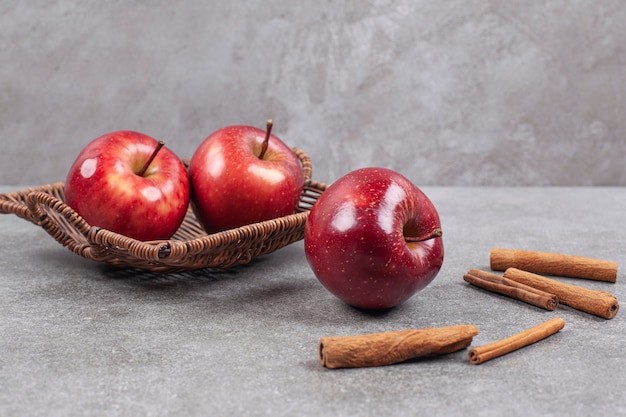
[{"x1": 304, "y1": 167, "x2": 444, "y2": 309}]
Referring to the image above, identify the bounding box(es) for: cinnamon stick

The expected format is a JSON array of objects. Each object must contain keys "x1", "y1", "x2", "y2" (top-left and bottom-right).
[
  {"x1": 319, "y1": 325, "x2": 479, "y2": 369},
  {"x1": 463, "y1": 269, "x2": 558, "y2": 311},
  {"x1": 503, "y1": 268, "x2": 619, "y2": 319},
  {"x1": 469, "y1": 317, "x2": 565, "y2": 365},
  {"x1": 491, "y1": 248, "x2": 618, "y2": 283}
]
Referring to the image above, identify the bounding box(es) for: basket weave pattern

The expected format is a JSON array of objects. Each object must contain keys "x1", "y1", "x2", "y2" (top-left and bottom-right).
[{"x1": 0, "y1": 148, "x2": 327, "y2": 272}]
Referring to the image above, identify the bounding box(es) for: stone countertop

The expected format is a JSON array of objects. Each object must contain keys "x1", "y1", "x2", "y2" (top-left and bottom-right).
[{"x1": 1, "y1": 186, "x2": 624, "y2": 416}]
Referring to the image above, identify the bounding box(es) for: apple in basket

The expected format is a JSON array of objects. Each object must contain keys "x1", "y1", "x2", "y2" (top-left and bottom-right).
[
  {"x1": 64, "y1": 131, "x2": 190, "y2": 241},
  {"x1": 304, "y1": 167, "x2": 444, "y2": 309},
  {"x1": 189, "y1": 120, "x2": 304, "y2": 234}
]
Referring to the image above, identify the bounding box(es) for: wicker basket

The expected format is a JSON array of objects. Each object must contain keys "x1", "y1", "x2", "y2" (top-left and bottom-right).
[{"x1": 0, "y1": 148, "x2": 328, "y2": 273}]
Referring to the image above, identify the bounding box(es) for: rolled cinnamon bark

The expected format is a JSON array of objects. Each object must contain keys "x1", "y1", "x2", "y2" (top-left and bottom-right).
[
  {"x1": 469, "y1": 318, "x2": 565, "y2": 365},
  {"x1": 503, "y1": 268, "x2": 619, "y2": 319},
  {"x1": 464, "y1": 269, "x2": 558, "y2": 311},
  {"x1": 319, "y1": 325, "x2": 479, "y2": 369},
  {"x1": 491, "y1": 248, "x2": 618, "y2": 283}
]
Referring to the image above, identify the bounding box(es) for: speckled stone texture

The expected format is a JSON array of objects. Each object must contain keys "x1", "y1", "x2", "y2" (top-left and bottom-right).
[
  {"x1": 1, "y1": 186, "x2": 624, "y2": 416},
  {"x1": 1, "y1": 1, "x2": 625, "y2": 186}
]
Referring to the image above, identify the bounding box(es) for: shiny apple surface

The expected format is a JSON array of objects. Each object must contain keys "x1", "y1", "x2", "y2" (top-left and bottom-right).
[
  {"x1": 64, "y1": 131, "x2": 190, "y2": 241},
  {"x1": 189, "y1": 125, "x2": 304, "y2": 234},
  {"x1": 304, "y1": 167, "x2": 444, "y2": 309}
]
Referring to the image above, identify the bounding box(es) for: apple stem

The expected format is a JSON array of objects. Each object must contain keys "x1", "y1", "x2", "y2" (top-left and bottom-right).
[
  {"x1": 405, "y1": 228, "x2": 443, "y2": 243},
  {"x1": 258, "y1": 119, "x2": 273, "y2": 160},
  {"x1": 137, "y1": 140, "x2": 165, "y2": 176}
]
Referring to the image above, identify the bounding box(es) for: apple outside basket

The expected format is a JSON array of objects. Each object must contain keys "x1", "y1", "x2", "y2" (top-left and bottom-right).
[{"x1": 0, "y1": 148, "x2": 328, "y2": 273}]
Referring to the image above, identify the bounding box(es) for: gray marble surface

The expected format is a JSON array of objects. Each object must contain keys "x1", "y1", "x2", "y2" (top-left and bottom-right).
[
  {"x1": 1, "y1": 185, "x2": 624, "y2": 416},
  {"x1": 2, "y1": 1, "x2": 626, "y2": 186}
]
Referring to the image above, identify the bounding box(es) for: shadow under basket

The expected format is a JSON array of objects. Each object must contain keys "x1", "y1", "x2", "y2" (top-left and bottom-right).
[{"x1": 0, "y1": 148, "x2": 328, "y2": 273}]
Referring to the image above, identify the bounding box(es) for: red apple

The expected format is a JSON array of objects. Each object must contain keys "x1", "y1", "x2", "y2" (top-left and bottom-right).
[
  {"x1": 64, "y1": 130, "x2": 190, "y2": 241},
  {"x1": 304, "y1": 167, "x2": 444, "y2": 309},
  {"x1": 189, "y1": 120, "x2": 304, "y2": 234}
]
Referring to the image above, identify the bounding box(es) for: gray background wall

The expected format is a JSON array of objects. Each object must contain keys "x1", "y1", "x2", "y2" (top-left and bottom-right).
[{"x1": 1, "y1": 1, "x2": 625, "y2": 187}]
